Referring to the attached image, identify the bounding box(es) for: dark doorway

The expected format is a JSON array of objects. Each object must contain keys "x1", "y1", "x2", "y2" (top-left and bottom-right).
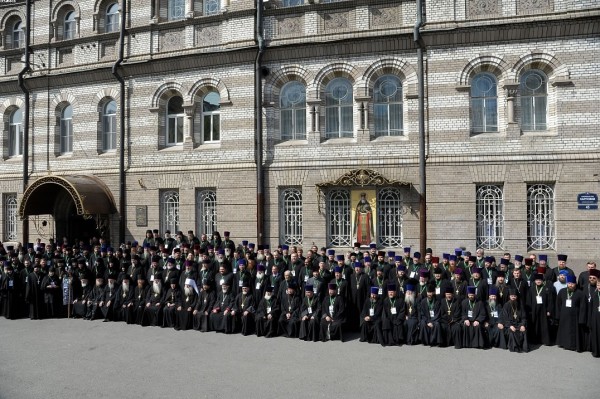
[{"x1": 54, "y1": 191, "x2": 102, "y2": 244}]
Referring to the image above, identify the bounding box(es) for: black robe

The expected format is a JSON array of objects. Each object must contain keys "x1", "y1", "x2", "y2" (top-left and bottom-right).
[
  {"x1": 278, "y1": 294, "x2": 301, "y2": 338},
  {"x1": 209, "y1": 290, "x2": 235, "y2": 332},
  {"x1": 40, "y1": 274, "x2": 62, "y2": 318},
  {"x1": 176, "y1": 290, "x2": 198, "y2": 331},
  {"x1": 255, "y1": 296, "x2": 281, "y2": 337},
  {"x1": 113, "y1": 285, "x2": 136, "y2": 322},
  {"x1": 439, "y1": 298, "x2": 462, "y2": 348},
  {"x1": 525, "y1": 283, "x2": 556, "y2": 346},
  {"x1": 319, "y1": 294, "x2": 345, "y2": 342},
  {"x1": 87, "y1": 284, "x2": 106, "y2": 320},
  {"x1": 404, "y1": 298, "x2": 420, "y2": 345},
  {"x1": 25, "y1": 271, "x2": 45, "y2": 319},
  {"x1": 132, "y1": 285, "x2": 149, "y2": 325},
  {"x1": 232, "y1": 292, "x2": 255, "y2": 335},
  {"x1": 381, "y1": 295, "x2": 405, "y2": 346},
  {"x1": 193, "y1": 290, "x2": 216, "y2": 332},
  {"x1": 1, "y1": 272, "x2": 23, "y2": 319},
  {"x1": 72, "y1": 285, "x2": 93, "y2": 318},
  {"x1": 162, "y1": 288, "x2": 182, "y2": 328},
  {"x1": 360, "y1": 297, "x2": 383, "y2": 344},
  {"x1": 484, "y1": 302, "x2": 506, "y2": 349},
  {"x1": 142, "y1": 287, "x2": 165, "y2": 327},
  {"x1": 100, "y1": 284, "x2": 118, "y2": 321},
  {"x1": 588, "y1": 290, "x2": 600, "y2": 357},
  {"x1": 418, "y1": 297, "x2": 442, "y2": 346},
  {"x1": 460, "y1": 298, "x2": 486, "y2": 348},
  {"x1": 501, "y1": 300, "x2": 529, "y2": 353},
  {"x1": 298, "y1": 294, "x2": 321, "y2": 341},
  {"x1": 555, "y1": 288, "x2": 587, "y2": 352}
]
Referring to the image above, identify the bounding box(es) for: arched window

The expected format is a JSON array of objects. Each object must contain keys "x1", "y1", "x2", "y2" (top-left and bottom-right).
[
  {"x1": 327, "y1": 189, "x2": 351, "y2": 247},
  {"x1": 470, "y1": 72, "x2": 498, "y2": 133},
  {"x1": 169, "y1": 0, "x2": 185, "y2": 20},
  {"x1": 64, "y1": 11, "x2": 76, "y2": 40},
  {"x1": 204, "y1": 0, "x2": 220, "y2": 16},
  {"x1": 105, "y1": 3, "x2": 119, "y2": 33},
  {"x1": 9, "y1": 108, "x2": 23, "y2": 157},
  {"x1": 280, "y1": 188, "x2": 303, "y2": 245},
  {"x1": 325, "y1": 78, "x2": 353, "y2": 138},
  {"x1": 527, "y1": 184, "x2": 555, "y2": 250},
  {"x1": 374, "y1": 75, "x2": 403, "y2": 137},
  {"x1": 60, "y1": 105, "x2": 73, "y2": 154},
  {"x1": 12, "y1": 20, "x2": 24, "y2": 49},
  {"x1": 166, "y1": 96, "x2": 184, "y2": 146},
  {"x1": 476, "y1": 185, "x2": 504, "y2": 250},
  {"x1": 161, "y1": 190, "x2": 180, "y2": 234},
  {"x1": 196, "y1": 189, "x2": 217, "y2": 235},
  {"x1": 3, "y1": 193, "x2": 18, "y2": 241},
  {"x1": 102, "y1": 100, "x2": 117, "y2": 151},
  {"x1": 280, "y1": 81, "x2": 306, "y2": 140},
  {"x1": 282, "y1": 0, "x2": 304, "y2": 7},
  {"x1": 520, "y1": 70, "x2": 547, "y2": 131},
  {"x1": 377, "y1": 188, "x2": 403, "y2": 247},
  {"x1": 202, "y1": 92, "x2": 220, "y2": 143}
]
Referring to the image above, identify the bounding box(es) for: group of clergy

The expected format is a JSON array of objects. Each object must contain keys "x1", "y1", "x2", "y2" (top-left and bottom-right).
[{"x1": 1, "y1": 239, "x2": 599, "y2": 357}]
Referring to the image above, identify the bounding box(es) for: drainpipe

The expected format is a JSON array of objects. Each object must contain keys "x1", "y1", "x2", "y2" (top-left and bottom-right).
[
  {"x1": 414, "y1": 0, "x2": 427, "y2": 256},
  {"x1": 18, "y1": 0, "x2": 32, "y2": 244},
  {"x1": 112, "y1": 0, "x2": 127, "y2": 244},
  {"x1": 255, "y1": 0, "x2": 265, "y2": 245}
]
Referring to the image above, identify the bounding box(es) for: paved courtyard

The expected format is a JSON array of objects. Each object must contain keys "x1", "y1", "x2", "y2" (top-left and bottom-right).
[{"x1": 0, "y1": 318, "x2": 596, "y2": 399}]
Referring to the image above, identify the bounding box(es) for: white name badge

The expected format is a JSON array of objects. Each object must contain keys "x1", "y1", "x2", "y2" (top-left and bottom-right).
[
  {"x1": 487, "y1": 278, "x2": 493, "y2": 285},
  {"x1": 410, "y1": 272, "x2": 416, "y2": 279},
  {"x1": 238, "y1": 281, "x2": 243, "y2": 287},
  {"x1": 342, "y1": 275, "x2": 346, "y2": 280},
  {"x1": 391, "y1": 308, "x2": 397, "y2": 315},
  {"x1": 329, "y1": 305, "x2": 334, "y2": 314},
  {"x1": 304, "y1": 276, "x2": 309, "y2": 282},
  {"x1": 536, "y1": 296, "x2": 543, "y2": 304},
  {"x1": 527, "y1": 281, "x2": 531, "y2": 287},
  {"x1": 8, "y1": 280, "x2": 13, "y2": 287},
  {"x1": 25, "y1": 277, "x2": 28, "y2": 283},
  {"x1": 378, "y1": 288, "x2": 383, "y2": 295},
  {"x1": 491, "y1": 311, "x2": 498, "y2": 318},
  {"x1": 565, "y1": 299, "x2": 572, "y2": 308},
  {"x1": 468, "y1": 310, "x2": 473, "y2": 318},
  {"x1": 429, "y1": 310, "x2": 434, "y2": 318},
  {"x1": 369, "y1": 309, "x2": 375, "y2": 317},
  {"x1": 598, "y1": 306, "x2": 600, "y2": 313},
  {"x1": 255, "y1": 283, "x2": 261, "y2": 290},
  {"x1": 150, "y1": 275, "x2": 154, "y2": 282},
  {"x1": 219, "y1": 279, "x2": 224, "y2": 285},
  {"x1": 307, "y1": 306, "x2": 312, "y2": 314},
  {"x1": 435, "y1": 287, "x2": 440, "y2": 295},
  {"x1": 233, "y1": 267, "x2": 237, "y2": 273},
  {"x1": 267, "y1": 307, "x2": 271, "y2": 313},
  {"x1": 291, "y1": 270, "x2": 296, "y2": 276}
]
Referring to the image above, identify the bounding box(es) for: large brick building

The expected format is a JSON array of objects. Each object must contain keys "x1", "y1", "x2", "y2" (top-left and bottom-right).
[{"x1": 1, "y1": 0, "x2": 599, "y2": 268}]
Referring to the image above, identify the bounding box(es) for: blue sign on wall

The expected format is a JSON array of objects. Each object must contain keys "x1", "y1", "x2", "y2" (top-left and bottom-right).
[{"x1": 577, "y1": 192, "x2": 598, "y2": 210}]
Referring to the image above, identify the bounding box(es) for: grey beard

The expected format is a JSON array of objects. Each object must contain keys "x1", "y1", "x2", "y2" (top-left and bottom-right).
[
  {"x1": 489, "y1": 299, "x2": 496, "y2": 308},
  {"x1": 153, "y1": 284, "x2": 161, "y2": 294},
  {"x1": 122, "y1": 285, "x2": 129, "y2": 293},
  {"x1": 184, "y1": 287, "x2": 192, "y2": 296},
  {"x1": 257, "y1": 254, "x2": 265, "y2": 261},
  {"x1": 405, "y1": 295, "x2": 414, "y2": 306}
]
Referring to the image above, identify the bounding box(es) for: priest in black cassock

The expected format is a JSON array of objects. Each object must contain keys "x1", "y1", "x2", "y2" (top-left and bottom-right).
[
  {"x1": 163, "y1": 277, "x2": 182, "y2": 328},
  {"x1": 278, "y1": 281, "x2": 301, "y2": 338},
  {"x1": 114, "y1": 276, "x2": 136, "y2": 323},
  {"x1": 193, "y1": 278, "x2": 216, "y2": 332},
  {"x1": 72, "y1": 273, "x2": 92, "y2": 319},
  {"x1": 132, "y1": 275, "x2": 149, "y2": 325},
  {"x1": 25, "y1": 263, "x2": 45, "y2": 319},
  {"x1": 1, "y1": 263, "x2": 23, "y2": 319},
  {"x1": 439, "y1": 286, "x2": 462, "y2": 348},
  {"x1": 484, "y1": 286, "x2": 506, "y2": 349},
  {"x1": 525, "y1": 272, "x2": 555, "y2": 346},
  {"x1": 381, "y1": 283, "x2": 405, "y2": 346},
  {"x1": 232, "y1": 281, "x2": 255, "y2": 335},
  {"x1": 210, "y1": 280, "x2": 235, "y2": 333},
  {"x1": 298, "y1": 284, "x2": 321, "y2": 342},
  {"x1": 419, "y1": 284, "x2": 442, "y2": 346},
  {"x1": 404, "y1": 284, "x2": 420, "y2": 345},
  {"x1": 99, "y1": 273, "x2": 118, "y2": 321},
  {"x1": 461, "y1": 286, "x2": 486, "y2": 348},
  {"x1": 349, "y1": 261, "x2": 370, "y2": 332},
  {"x1": 501, "y1": 289, "x2": 528, "y2": 353},
  {"x1": 142, "y1": 274, "x2": 165, "y2": 327},
  {"x1": 320, "y1": 282, "x2": 346, "y2": 342},
  {"x1": 40, "y1": 267, "x2": 62, "y2": 318},
  {"x1": 176, "y1": 278, "x2": 198, "y2": 330},
  {"x1": 255, "y1": 285, "x2": 280, "y2": 337},
  {"x1": 588, "y1": 278, "x2": 600, "y2": 357},
  {"x1": 360, "y1": 286, "x2": 383, "y2": 344},
  {"x1": 556, "y1": 275, "x2": 587, "y2": 352}
]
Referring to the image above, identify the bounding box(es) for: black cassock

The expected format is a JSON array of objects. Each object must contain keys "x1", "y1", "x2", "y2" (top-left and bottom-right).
[
  {"x1": 501, "y1": 300, "x2": 529, "y2": 353},
  {"x1": 209, "y1": 291, "x2": 235, "y2": 332},
  {"x1": 1, "y1": 273, "x2": 24, "y2": 319},
  {"x1": 525, "y1": 283, "x2": 556, "y2": 346},
  {"x1": 25, "y1": 272, "x2": 45, "y2": 319},
  {"x1": 404, "y1": 299, "x2": 420, "y2": 345},
  {"x1": 349, "y1": 272, "x2": 371, "y2": 332},
  {"x1": 418, "y1": 297, "x2": 442, "y2": 346},
  {"x1": 132, "y1": 285, "x2": 149, "y2": 325},
  {"x1": 589, "y1": 291, "x2": 600, "y2": 358},
  {"x1": 319, "y1": 294, "x2": 345, "y2": 342},
  {"x1": 72, "y1": 285, "x2": 93, "y2": 318},
  {"x1": 255, "y1": 297, "x2": 281, "y2": 337},
  {"x1": 87, "y1": 285, "x2": 107, "y2": 320},
  {"x1": 232, "y1": 293, "x2": 255, "y2": 335},
  {"x1": 298, "y1": 295, "x2": 321, "y2": 341},
  {"x1": 484, "y1": 303, "x2": 506, "y2": 349},
  {"x1": 439, "y1": 298, "x2": 462, "y2": 348},
  {"x1": 360, "y1": 298, "x2": 383, "y2": 344},
  {"x1": 278, "y1": 294, "x2": 301, "y2": 338},
  {"x1": 460, "y1": 298, "x2": 486, "y2": 348},
  {"x1": 381, "y1": 295, "x2": 405, "y2": 346},
  {"x1": 193, "y1": 290, "x2": 216, "y2": 332},
  {"x1": 176, "y1": 291, "x2": 198, "y2": 331},
  {"x1": 113, "y1": 286, "x2": 136, "y2": 322},
  {"x1": 162, "y1": 288, "x2": 182, "y2": 328},
  {"x1": 40, "y1": 275, "x2": 62, "y2": 318},
  {"x1": 100, "y1": 285, "x2": 118, "y2": 321},
  {"x1": 556, "y1": 289, "x2": 587, "y2": 352},
  {"x1": 142, "y1": 288, "x2": 165, "y2": 327}
]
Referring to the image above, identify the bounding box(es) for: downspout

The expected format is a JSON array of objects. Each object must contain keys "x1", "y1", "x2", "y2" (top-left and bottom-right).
[
  {"x1": 18, "y1": 0, "x2": 32, "y2": 244},
  {"x1": 255, "y1": 0, "x2": 265, "y2": 245},
  {"x1": 112, "y1": 0, "x2": 127, "y2": 244},
  {"x1": 414, "y1": 0, "x2": 427, "y2": 256}
]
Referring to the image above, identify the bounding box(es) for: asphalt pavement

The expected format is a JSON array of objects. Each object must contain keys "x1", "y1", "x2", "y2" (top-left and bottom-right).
[{"x1": 0, "y1": 318, "x2": 596, "y2": 399}]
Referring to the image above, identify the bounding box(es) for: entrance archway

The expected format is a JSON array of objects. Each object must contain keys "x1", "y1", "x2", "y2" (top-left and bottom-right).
[{"x1": 19, "y1": 175, "x2": 116, "y2": 242}]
